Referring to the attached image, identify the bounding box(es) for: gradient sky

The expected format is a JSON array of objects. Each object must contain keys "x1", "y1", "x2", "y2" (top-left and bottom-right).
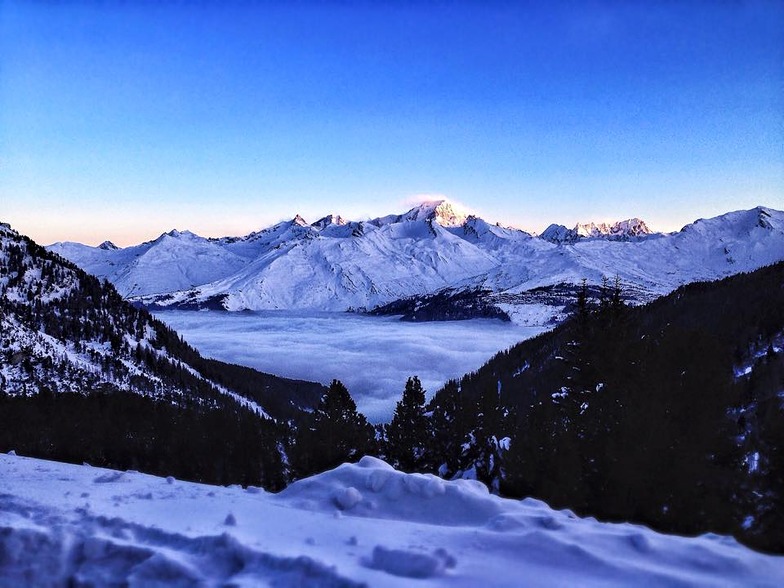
[{"x1": 1, "y1": 0, "x2": 782, "y2": 246}]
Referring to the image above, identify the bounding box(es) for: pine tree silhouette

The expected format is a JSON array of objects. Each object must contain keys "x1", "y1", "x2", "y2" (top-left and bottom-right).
[
  {"x1": 385, "y1": 376, "x2": 430, "y2": 472},
  {"x1": 292, "y1": 380, "x2": 375, "y2": 477}
]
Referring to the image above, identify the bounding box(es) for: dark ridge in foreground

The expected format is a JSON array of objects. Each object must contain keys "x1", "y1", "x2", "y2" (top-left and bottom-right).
[
  {"x1": 0, "y1": 222, "x2": 326, "y2": 487},
  {"x1": 410, "y1": 262, "x2": 784, "y2": 553}
]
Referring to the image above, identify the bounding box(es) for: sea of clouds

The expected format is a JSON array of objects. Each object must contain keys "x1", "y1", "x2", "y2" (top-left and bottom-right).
[{"x1": 155, "y1": 310, "x2": 545, "y2": 422}]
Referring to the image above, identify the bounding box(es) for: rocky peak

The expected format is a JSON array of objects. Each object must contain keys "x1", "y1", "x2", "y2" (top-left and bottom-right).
[
  {"x1": 403, "y1": 200, "x2": 470, "y2": 228},
  {"x1": 541, "y1": 218, "x2": 653, "y2": 243},
  {"x1": 312, "y1": 214, "x2": 346, "y2": 229}
]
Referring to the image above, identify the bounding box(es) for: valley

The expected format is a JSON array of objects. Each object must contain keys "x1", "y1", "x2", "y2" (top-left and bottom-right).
[
  {"x1": 5, "y1": 2, "x2": 784, "y2": 583},
  {"x1": 154, "y1": 309, "x2": 546, "y2": 421},
  {"x1": 2, "y1": 202, "x2": 784, "y2": 577}
]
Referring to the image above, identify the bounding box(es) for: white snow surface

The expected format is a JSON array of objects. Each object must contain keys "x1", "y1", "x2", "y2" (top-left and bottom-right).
[
  {"x1": 2, "y1": 453, "x2": 783, "y2": 587},
  {"x1": 49, "y1": 229, "x2": 250, "y2": 299},
  {"x1": 48, "y1": 203, "x2": 784, "y2": 312}
]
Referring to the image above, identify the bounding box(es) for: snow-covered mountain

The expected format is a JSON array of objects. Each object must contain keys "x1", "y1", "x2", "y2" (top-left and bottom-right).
[
  {"x1": 48, "y1": 203, "x2": 784, "y2": 322},
  {"x1": 3, "y1": 453, "x2": 783, "y2": 586},
  {"x1": 48, "y1": 228, "x2": 251, "y2": 298},
  {"x1": 0, "y1": 222, "x2": 323, "y2": 418},
  {"x1": 540, "y1": 217, "x2": 653, "y2": 242}
]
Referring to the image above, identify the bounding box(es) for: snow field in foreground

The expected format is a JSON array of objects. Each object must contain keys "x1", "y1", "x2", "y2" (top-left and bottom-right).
[{"x1": 1, "y1": 453, "x2": 783, "y2": 587}]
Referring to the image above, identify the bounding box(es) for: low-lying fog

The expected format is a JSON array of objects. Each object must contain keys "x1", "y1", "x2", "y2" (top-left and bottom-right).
[{"x1": 154, "y1": 310, "x2": 546, "y2": 422}]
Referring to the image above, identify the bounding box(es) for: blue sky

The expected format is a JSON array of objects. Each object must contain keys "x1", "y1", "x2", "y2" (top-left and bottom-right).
[{"x1": 1, "y1": 1, "x2": 782, "y2": 245}]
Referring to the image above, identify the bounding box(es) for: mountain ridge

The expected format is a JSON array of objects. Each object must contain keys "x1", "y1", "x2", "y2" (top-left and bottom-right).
[
  {"x1": 0, "y1": 222, "x2": 325, "y2": 420},
  {"x1": 540, "y1": 217, "x2": 653, "y2": 243},
  {"x1": 45, "y1": 203, "x2": 784, "y2": 322},
  {"x1": 410, "y1": 260, "x2": 784, "y2": 553}
]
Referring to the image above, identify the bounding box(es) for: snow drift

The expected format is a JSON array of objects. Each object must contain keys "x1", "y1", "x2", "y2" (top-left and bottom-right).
[{"x1": 1, "y1": 453, "x2": 782, "y2": 586}]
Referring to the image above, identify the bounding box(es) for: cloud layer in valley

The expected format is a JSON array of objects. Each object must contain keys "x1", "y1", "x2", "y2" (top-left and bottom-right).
[{"x1": 156, "y1": 311, "x2": 544, "y2": 422}]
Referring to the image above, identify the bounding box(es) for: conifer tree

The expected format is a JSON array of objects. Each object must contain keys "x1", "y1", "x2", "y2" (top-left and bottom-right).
[
  {"x1": 291, "y1": 379, "x2": 374, "y2": 477},
  {"x1": 459, "y1": 382, "x2": 510, "y2": 490},
  {"x1": 385, "y1": 376, "x2": 430, "y2": 472},
  {"x1": 427, "y1": 380, "x2": 468, "y2": 476}
]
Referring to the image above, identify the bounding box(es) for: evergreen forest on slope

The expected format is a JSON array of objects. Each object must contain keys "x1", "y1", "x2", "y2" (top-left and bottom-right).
[{"x1": 382, "y1": 266, "x2": 784, "y2": 553}]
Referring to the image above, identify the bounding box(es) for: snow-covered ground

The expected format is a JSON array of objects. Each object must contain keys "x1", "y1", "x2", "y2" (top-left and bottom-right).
[
  {"x1": 2, "y1": 453, "x2": 783, "y2": 587},
  {"x1": 154, "y1": 310, "x2": 545, "y2": 421}
]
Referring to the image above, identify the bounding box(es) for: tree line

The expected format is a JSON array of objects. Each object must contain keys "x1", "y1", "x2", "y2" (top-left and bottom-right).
[{"x1": 287, "y1": 265, "x2": 784, "y2": 554}]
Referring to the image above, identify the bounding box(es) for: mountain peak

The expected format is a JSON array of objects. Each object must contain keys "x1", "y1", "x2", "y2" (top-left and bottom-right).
[
  {"x1": 312, "y1": 214, "x2": 346, "y2": 229},
  {"x1": 539, "y1": 223, "x2": 573, "y2": 243},
  {"x1": 292, "y1": 214, "x2": 309, "y2": 227},
  {"x1": 754, "y1": 206, "x2": 774, "y2": 230},
  {"x1": 98, "y1": 240, "x2": 119, "y2": 251},
  {"x1": 404, "y1": 200, "x2": 470, "y2": 227},
  {"x1": 608, "y1": 218, "x2": 652, "y2": 238},
  {"x1": 163, "y1": 229, "x2": 198, "y2": 239},
  {"x1": 542, "y1": 218, "x2": 653, "y2": 243},
  {"x1": 684, "y1": 206, "x2": 783, "y2": 236}
]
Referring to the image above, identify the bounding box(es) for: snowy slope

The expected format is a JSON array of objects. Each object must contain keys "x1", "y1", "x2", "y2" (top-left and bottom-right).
[
  {"x1": 0, "y1": 222, "x2": 322, "y2": 418},
  {"x1": 132, "y1": 202, "x2": 500, "y2": 311},
  {"x1": 49, "y1": 230, "x2": 250, "y2": 298},
  {"x1": 47, "y1": 203, "x2": 784, "y2": 317},
  {"x1": 460, "y1": 207, "x2": 784, "y2": 293},
  {"x1": 2, "y1": 453, "x2": 783, "y2": 587}
]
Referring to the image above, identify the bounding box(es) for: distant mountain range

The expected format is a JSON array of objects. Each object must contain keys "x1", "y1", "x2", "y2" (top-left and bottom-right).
[
  {"x1": 540, "y1": 217, "x2": 652, "y2": 242},
  {"x1": 47, "y1": 202, "x2": 784, "y2": 323}
]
